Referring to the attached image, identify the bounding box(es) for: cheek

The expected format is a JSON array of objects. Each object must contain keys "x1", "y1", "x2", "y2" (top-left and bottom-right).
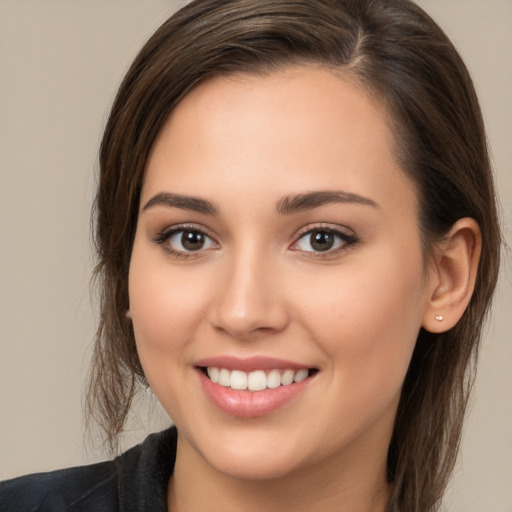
[
  {"x1": 294, "y1": 251, "x2": 426, "y2": 392},
  {"x1": 128, "y1": 246, "x2": 207, "y2": 361},
  {"x1": 127, "y1": 249, "x2": 211, "y2": 418}
]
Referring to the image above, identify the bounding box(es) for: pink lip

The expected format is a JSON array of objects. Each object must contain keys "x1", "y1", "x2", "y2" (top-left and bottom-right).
[
  {"x1": 194, "y1": 356, "x2": 316, "y2": 418},
  {"x1": 198, "y1": 371, "x2": 313, "y2": 417},
  {"x1": 194, "y1": 355, "x2": 310, "y2": 372}
]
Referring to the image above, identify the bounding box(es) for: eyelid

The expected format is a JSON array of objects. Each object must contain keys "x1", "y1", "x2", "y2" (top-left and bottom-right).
[
  {"x1": 293, "y1": 222, "x2": 356, "y2": 240},
  {"x1": 289, "y1": 223, "x2": 358, "y2": 255},
  {"x1": 153, "y1": 222, "x2": 217, "y2": 240},
  {"x1": 152, "y1": 223, "x2": 220, "y2": 257}
]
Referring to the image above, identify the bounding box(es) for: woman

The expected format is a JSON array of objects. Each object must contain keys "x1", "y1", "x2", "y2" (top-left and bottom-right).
[{"x1": 0, "y1": 0, "x2": 501, "y2": 510}]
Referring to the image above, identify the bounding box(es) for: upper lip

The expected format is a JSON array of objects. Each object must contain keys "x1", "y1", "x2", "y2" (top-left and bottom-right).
[{"x1": 194, "y1": 356, "x2": 313, "y2": 372}]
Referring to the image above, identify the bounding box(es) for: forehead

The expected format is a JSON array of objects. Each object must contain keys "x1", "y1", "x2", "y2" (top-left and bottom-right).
[
  {"x1": 150, "y1": 66, "x2": 392, "y2": 164},
  {"x1": 143, "y1": 65, "x2": 416, "y2": 219}
]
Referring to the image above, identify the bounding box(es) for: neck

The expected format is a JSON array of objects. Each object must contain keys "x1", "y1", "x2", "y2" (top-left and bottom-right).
[{"x1": 167, "y1": 434, "x2": 390, "y2": 512}]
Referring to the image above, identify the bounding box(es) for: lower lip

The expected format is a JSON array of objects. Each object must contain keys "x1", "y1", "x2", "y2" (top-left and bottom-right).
[{"x1": 197, "y1": 369, "x2": 313, "y2": 417}]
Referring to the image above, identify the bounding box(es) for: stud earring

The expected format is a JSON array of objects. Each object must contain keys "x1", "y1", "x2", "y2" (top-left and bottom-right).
[{"x1": 435, "y1": 315, "x2": 444, "y2": 321}]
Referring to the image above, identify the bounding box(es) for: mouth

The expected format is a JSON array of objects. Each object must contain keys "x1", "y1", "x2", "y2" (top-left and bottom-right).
[
  {"x1": 194, "y1": 356, "x2": 319, "y2": 417},
  {"x1": 199, "y1": 367, "x2": 318, "y2": 392}
]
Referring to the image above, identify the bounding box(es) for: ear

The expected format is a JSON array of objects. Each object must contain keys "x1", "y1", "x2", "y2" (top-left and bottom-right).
[
  {"x1": 422, "y1": 218, "x2": 481, "y2": 333},
  {"x1": 125, "y1": 309, "x2": 132, "y2": 319}
]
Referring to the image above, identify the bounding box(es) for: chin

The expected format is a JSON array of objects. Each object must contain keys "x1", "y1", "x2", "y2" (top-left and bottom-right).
[
  {"x1": 208, "y1": 445, "x2": 306, "y2": 481},
  {"x1": 184, "y1": 422, "x2": 312, "y2": 481}
]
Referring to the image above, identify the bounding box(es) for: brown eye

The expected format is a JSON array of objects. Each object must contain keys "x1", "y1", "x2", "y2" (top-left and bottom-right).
[
  {"x1": 166, "y1": 229, "x2": 216, "y2": 253},
  {"x1": 309, "y1": 231, "x2": 335, "y2": 251},
  {"x1": 293, "y1": 227, "x2": 357, "y2": 254},
  {"x1": 181, "y1": 230, "x2": 205, "y2": 251}
]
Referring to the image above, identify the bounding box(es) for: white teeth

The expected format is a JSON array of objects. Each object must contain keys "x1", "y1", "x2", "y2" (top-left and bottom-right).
[
  {"x1": 205, "y1": 367, "x2": 312, "y2": 391},
  {"x1": 281, "y1": 369, "x2": 295, "y2": 386},
  {"x1": 230, "y1": 370, "x2": 248, "y2": 390},
  {"x1": 248, "y1": 370, "x2": 267, "y2": 391},
  {"x1": 207, "y1": 367, "x2": 219, "y2": 383},
  {"x1": 294, "y1": 369, "x2": 309, "y2": 383},
  {"x1": 267, "y1": 369, "x2": 281, "y2": 389},
  {"x1": 218, "y1": 368, "x2": 231, "y2": 387}
]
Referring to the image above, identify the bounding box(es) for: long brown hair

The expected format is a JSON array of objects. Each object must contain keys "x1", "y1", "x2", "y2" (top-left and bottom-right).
[{"x1": 87, "y1": 1, "x2": 501, "y2": 510}]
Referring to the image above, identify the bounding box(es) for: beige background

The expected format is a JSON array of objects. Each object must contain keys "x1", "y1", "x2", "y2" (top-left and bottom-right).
[{"x1": 0, "y1": 1, "x2": 510, "y2": 510}]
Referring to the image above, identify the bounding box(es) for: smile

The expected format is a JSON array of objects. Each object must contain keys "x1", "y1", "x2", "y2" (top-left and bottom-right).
[
  {"x1": 195, "y1": 357, "x2": 318, "y2": 417},
  {"x1": 204, "y1": 367, "x2": 313, "y2": 392}
]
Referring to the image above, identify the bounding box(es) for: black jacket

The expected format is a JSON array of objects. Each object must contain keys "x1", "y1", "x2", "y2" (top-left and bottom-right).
[{"x1": 0, "y1": 427, "x2": 177, "y2": 512}]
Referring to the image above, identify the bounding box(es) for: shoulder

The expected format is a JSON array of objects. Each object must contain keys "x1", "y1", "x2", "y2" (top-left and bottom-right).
[
  {"x1": 0, "y1": 459, "x2": 118, "y2": 512},
  {"x1": 0, "y1": 427, "x2": 177, "y2": 512}
]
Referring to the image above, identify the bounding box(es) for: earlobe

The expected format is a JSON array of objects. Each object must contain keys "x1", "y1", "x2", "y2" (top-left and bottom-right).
[
  {"x1": 422, "y1": 218, "x2": 481, "y2": 333},
  {"x1": 125, "y1": 310, "x2": 132, "y2": 320}
]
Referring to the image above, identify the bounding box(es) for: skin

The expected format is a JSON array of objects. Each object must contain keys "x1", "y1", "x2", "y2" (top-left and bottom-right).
[{"x1": 128, "y1": 66, "x2": 478, "y2": 511}]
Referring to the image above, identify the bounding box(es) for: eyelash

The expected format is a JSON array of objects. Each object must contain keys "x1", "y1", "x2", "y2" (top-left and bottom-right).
[
  {"x1": 290, "y1": 225, "x2": 358, "y2": 258},
  {"x1": 152, "y1": 223, "x2": 358, "y2": 260},
  {"x1": 152, "y1": 223, "x2": 218, "y2": 260}
]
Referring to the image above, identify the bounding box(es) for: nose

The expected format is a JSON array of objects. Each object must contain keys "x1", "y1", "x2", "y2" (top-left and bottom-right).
[{"x1": 208, "y1": 248, "x2": 289, "y2": 340}]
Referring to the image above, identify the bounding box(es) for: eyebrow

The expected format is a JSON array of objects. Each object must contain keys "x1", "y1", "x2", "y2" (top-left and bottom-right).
[
  {"x1": 142, "y1": 190, "x2": 378, "y2": 216},
  {"x1": 276, "y1": 191, "x2": 379, "y2": 214},
  {"x1": 142, "y1": 192, "x2": 219, "y2": 215}
]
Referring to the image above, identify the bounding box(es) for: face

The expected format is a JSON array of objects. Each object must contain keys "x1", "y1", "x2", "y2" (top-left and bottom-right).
[{"x1": 129, "y1": 66, "x2": 433, "y2": 482}]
